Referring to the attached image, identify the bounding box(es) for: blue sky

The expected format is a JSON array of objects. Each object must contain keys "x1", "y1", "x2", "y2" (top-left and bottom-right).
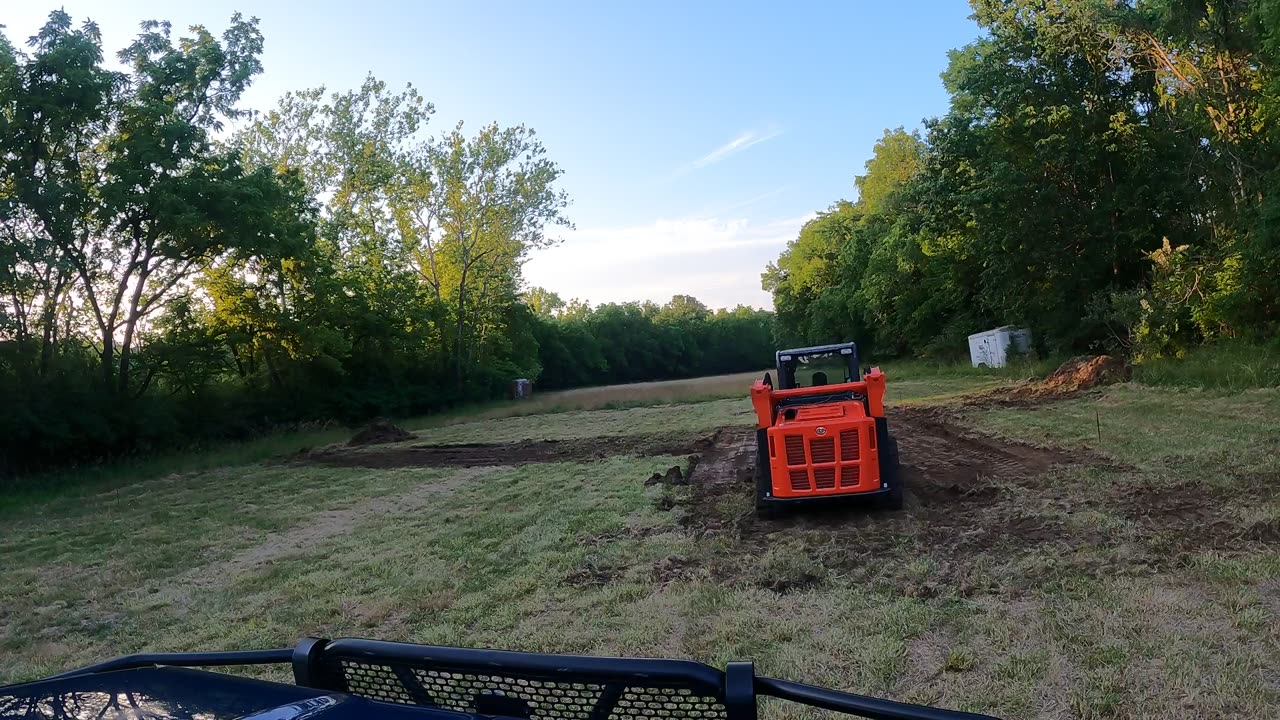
[{"x1": 5, "y1": 1, "x2": 980, "y2": 309}]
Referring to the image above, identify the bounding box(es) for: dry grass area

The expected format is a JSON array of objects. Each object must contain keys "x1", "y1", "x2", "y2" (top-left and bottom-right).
[
  {"x1": 415, "y1": 371, "x2": 767, "y2": 425},
  {"x1": 2, "y1": 372, "x2": 1278, "y2": 719}
]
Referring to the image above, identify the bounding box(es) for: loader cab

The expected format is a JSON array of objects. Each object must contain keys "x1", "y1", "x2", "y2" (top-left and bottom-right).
[{"x1": 775, "y1": 343, "x2": 860, "y2": 390}]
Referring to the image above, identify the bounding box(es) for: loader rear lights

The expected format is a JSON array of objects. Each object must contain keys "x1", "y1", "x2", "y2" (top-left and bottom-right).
[{"x1": 839, "y1": 430, "x2": 860, "y2": 461}]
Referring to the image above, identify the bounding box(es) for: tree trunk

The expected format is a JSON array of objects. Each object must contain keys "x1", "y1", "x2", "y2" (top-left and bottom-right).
[
  {"x1": 37, "y1": 274, "x2": 66, "y2": 376},
  {"x1": 454, "y1": 261, "x2": 469, "y2": 392},
  {"x1": 117, "y1": 260, "x2": 152, "y2": 395}
]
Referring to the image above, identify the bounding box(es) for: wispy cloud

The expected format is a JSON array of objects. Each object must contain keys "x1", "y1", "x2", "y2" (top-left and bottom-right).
[
  {"x1": 523, "y1": 213, "x2": 813, "y2": 310},
  {"x1": 703, "y1": 187, "x2": 788, "y2": 216},
  {"x1": 675, "y1": 129, "x2": 782, "y2": 175}
]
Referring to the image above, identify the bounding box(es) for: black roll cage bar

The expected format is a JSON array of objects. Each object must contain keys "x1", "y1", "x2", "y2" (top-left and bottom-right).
[{"x1": 37, "y1": 637, "x2": 1000, "y2": 720}]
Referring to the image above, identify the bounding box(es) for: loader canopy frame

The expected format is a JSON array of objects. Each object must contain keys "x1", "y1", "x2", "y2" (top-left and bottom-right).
[{"x1": 775, "y1": 342, "x2": 860, "y2": 390}]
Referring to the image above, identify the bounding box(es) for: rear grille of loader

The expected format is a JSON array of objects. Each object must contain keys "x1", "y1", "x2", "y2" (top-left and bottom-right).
[
  {"x1": 779, "y1": 430, "x2": 869, "y2": 494},
  {"x1": 784, "y1": 436, "x2": 806, "y2": 466},
  {"x1": 839, "y1": 430, "x2": 860, "y2": 461},
  {"x1": 810, "y1": 437, "x2": 835, "y2": 463}
]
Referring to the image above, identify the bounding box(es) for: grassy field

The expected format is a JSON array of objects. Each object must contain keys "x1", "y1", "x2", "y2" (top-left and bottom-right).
[{"x1": 2, "y1": 365, "x2": 1278, "y2": 719}]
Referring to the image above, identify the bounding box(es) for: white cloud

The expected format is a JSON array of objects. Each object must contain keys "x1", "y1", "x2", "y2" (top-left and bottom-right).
[
  {"x1": 675, "y1": 129, "x2": 782, "y2": 175},
  {"x1": 523, "y1": 212, "x2": 813, "y2": 310}
]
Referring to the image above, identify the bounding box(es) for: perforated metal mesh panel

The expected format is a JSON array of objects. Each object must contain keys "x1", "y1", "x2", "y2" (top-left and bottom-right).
[
  {"x1": 334, "y1": 661, "x2": 417, "y2": 704},
  {"x1": 610, "y1": 687, "x2": 728, "y2": 720},
  {"x1": 321, "y1": 657, "x2": 731, "y2": 720},
  {"x1": 412, "y1": 668, "x2": 602, "y2": 719}
]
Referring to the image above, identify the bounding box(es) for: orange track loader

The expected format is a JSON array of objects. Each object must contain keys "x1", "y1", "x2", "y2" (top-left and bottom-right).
[{"x1": 749, "y1": 342, "x2": 902, "y2": 516}]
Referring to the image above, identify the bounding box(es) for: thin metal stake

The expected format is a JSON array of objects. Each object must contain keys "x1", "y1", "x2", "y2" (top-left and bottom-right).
[{"x1": 1096, "y1": 409, "x2": 1102, "y2": 445}]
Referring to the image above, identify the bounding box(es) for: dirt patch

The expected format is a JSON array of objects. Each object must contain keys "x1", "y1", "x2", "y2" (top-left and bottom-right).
[
  {"x1": 563, "y1": 560, "x2": 619, "y2": 588},
  {"x1": 652, "y1": 556, "x2": 700, "y2": 585},
  {"x1": 1113, "y1": 480, "x2": 1280, "y2": 550},
  {"x1": 973, "y1": 355, "x2": 1131, "y2": 406},
  {"x1": 756, "y1": 571, "x2": 824, "y2": 595},
  {"x1": 646, "y1": 466, "x2": 687, "y2": 486},
  {"x1": 347, "y1": 419, "x2": 415, "y2": 446},
  {"x1": 1042, "y1": 355, "x2": 1131, "y2": 391},
  {"x1": 306, "y1": 430, "x2": 725, "y2": 469},
  {"x1": 678, "y1": 404, "x2": 1274, "y2": 596}
]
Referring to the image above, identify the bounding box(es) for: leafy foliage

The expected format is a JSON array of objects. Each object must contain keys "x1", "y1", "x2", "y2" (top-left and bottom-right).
[
  {"x1": 0, "y1": 13, "x2": 773, "y2": 475},
  {"x1": 766, "y1": 0, "x2": 1280, "y2": 361}
]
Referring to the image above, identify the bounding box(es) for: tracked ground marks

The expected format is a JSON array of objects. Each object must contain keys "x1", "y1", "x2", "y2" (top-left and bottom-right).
[{"x1": 679, "y1": 405, "x2": 1276, "y2": 595}]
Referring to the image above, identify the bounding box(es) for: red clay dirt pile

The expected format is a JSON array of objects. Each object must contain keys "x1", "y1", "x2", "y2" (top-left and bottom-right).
[
  {"x1": 991, "y1": 355, "x2": 1130, "y2": 403},
  {"x1": 1040, "y1": 355, "x2": 1131, "y2": 391}
]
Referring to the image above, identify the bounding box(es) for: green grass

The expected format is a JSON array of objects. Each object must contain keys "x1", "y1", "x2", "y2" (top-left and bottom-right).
[
  {"x1": 7, "y1": 363, "x2": 1280, "y2": 716},
  {"x1": 1134, "y1": 340, "x2": 1280, "y2": 390},
  {"x1": 410, "y1": 398, "x2": 750, "y2": 444},
  {"x1": 0, "y1": 364, "x2": 996, "y2": 514},
  {"x1": 0, "y1": 425, "x2": 353, "y2": 516},
  {"x1": 882, "y1": 355, "x2": 1065, "y2": 383},
  {"x1": 970, "y1": 383, "x2": 1280, "y2": 473}
]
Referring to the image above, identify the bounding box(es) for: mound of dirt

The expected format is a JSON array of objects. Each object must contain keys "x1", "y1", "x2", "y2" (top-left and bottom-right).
[
  {"x1": 645, "y1": 465, "x2": 687, "y2": 486},
  {"x1": 347, "y1": 419, "x2": 415, "y2": 447},
  {"x1": 976, "y1": 355, "x2": 1131, "y2": 405},
  {"x1": 1040, "y1": 355, "x2": 1131, "y2": 392}
]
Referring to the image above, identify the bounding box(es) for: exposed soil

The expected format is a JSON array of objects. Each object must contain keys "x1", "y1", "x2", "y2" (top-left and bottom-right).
[
  {"x1": 562, "y1": 560, "x2": 619, "y2": 588},
  {"x1": 645, "y1": 466, "x2": 687, "y2": 486},
  {"x1": 1041, "y1": 355, "x2": 1132, "y2": 391},
  {"x1": 972, "y1": 355, "x2": 1132, "y2": 406},
  {"x1": 678, "y1": 404, "x2": 1275, "y2": 595},
  {"x1": 347, "y1": 419, "x2": 415, "y2": 446},
  {"x1": 312, "y1": 399, "x2": 1276, "y2": 599},
  {"x1": 306, "y1": 430, "x2": 724, "y2": 469}
]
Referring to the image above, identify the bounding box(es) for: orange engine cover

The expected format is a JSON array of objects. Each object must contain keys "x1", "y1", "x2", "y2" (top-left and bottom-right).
[{"x1": 766, "y1": 400, "x2": 881, "y2": 498}]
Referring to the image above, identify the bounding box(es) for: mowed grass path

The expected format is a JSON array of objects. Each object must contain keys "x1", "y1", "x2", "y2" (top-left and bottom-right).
[{"x1": 2, "y1": 373, "x2": 1278, "y2": 719}]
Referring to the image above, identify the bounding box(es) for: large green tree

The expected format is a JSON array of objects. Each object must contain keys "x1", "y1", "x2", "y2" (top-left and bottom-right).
[{"x1": 0, "y1": 12, "x2": 312, "y2": 395}]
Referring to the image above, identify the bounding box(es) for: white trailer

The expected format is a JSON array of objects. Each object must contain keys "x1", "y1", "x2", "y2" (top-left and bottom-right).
[{"x1": 968, "y1": 326, "x2": 1033, "y2": 368}]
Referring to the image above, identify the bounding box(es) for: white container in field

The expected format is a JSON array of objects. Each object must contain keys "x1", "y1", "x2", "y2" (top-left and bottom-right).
[{"x1": 968, "y1": 326, "x2": 1033, "y2": 368}]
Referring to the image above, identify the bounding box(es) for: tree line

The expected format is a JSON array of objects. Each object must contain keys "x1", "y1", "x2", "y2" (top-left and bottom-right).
[
  {"x1": 766, "y1": 0, "x2": 1280, "y2": 360},
  {"x1": 0, "y1": 12, "x2": 771, "y2": 474}
]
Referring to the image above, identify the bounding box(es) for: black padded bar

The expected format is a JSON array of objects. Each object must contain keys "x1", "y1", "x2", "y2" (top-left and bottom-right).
[
  {"x1": 44, "y1": 648, "x2": 293, "y2": 681},
  {"x1": 723, "y1": 662, "x2": 757, "y2": 720},
  {"x1": 293, "y1": 637, "x2": 330, "y2": 688},
  {"x1": 755, "y1": 676, "x2": 1000, "y2": 720}
]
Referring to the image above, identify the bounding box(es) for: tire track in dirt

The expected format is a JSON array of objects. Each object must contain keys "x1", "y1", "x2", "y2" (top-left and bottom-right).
[{"x1": 678, "y1": 402, "x2": 1279, "y2": 595}]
